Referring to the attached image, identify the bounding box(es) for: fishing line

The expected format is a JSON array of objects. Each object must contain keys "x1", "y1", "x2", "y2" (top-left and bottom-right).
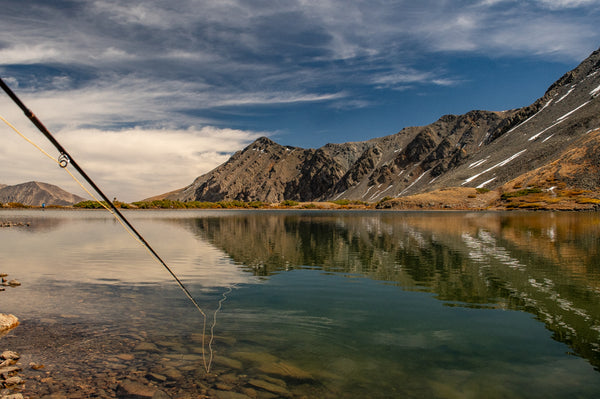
[
  {"x1": 0, "y1": 77, "x2": 225, "y2": 373},
  {"x1": 207, "y1": 284, "x2": 236, "y2": 373}
]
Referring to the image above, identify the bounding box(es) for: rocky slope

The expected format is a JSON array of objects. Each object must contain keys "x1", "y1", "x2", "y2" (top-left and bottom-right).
[
  {"x1": 170, "y1": 46, "x2": 600, "y2": 203},
  {"x1": 0, "y1": 181, "x2": 86, "y2": 206}
]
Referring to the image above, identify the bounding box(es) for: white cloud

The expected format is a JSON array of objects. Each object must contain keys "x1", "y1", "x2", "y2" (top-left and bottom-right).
[
  {"x1": 536, "y1": 0, "x2": 599, "y2": 9},
  {"x1": 0, "y1": 116, "x2": 264, "y2": 201}
]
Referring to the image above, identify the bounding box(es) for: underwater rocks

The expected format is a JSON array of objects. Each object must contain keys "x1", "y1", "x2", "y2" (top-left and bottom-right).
[
  {"x1": 0, "y1": 350, "x2": 24, "y2": 397},
  {"x1": 1, "y1": 274, "x2": 24, "y2": 399},
  {"x1": 2, "y1": 321, "x2": 327, "y2": 398},
  {"x1": 0, "y1": 274, "x2": 20, "y2": 334},
  {"x1": 0, "y1": 223, "x2": 29, "y2": 228},
  {"x1": 1, "y1": 273, "x2": 21, "y2": 290}
]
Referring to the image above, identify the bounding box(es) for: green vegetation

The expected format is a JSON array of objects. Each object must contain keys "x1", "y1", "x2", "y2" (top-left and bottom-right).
[
  {"x1": 506, "y1": 202, "x2": 545, "y2": 209},
  {"x1": 74, "y1": 200, "x2": 110, "y2": 209},
  {"x1": 280, "y1": 200, "x2": 299, "y2": 207},
  {"x1": 131, "y1": 199, "x2": 269, "y2": 209},
  {"x1": 132, "y1": 199, "x2": 187, "y2": 209},
  {"x1": 6, "y1": 202, "x2": 29, "y2": 208},
  {"x1": 331, "y1": 199, "x2": 369, "y2": 206},
  {"x1": 476, "y1": 188, "x2": 490, "y2": 194},
  {"x1": 500, "y1": 187, "x2": 543, "y2": 201},
  {"x1": 576, "y1": 197, "x2": 600, "y2": 205}
]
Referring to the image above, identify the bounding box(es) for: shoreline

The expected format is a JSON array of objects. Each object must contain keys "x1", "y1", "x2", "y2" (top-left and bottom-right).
[{"x1": 2, "y1": 186, "x2": 600, "y2": 212}]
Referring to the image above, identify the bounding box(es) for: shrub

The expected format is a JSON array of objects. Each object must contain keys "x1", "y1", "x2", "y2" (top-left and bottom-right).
[
  {"x1": 217, "y1": 200, "x2": 247, "y2": 208},
  {"x1": 576, "y1": 198, "x2": 600, "y2": 205},
  {"x1": 184, "y1": 201, "x2": 219, "y2": 209},
  {"x1": 332, "y1": 199, "x2": 350, "y2": 206},
  {"x1": 280, "y1": 200, "x2": 299, "y2": 207},
  {"x1": 476, "y1": 188, "x2": 490, "y2": 194},
  {"x1": 134, "y1": 199, "x2": 187, "y2": 209},
  {"x1": 7, "y1": 202, "x2": 28, "y2": 208},
  {"x1": 500, "y1": 187, "x2": 542, "y2": 201},
  {"x1": 331, "y1": 199, "x2": 369, "y2": 206},
  {"x1": 248, "y1": 201, "x2": 266, "y2": 208},
  {"x1": 113, "y1": 201, "x2": 131, "y2": 209},
  {"x1": 74, "y1": 200, "x2": 107, "y2": 209}
]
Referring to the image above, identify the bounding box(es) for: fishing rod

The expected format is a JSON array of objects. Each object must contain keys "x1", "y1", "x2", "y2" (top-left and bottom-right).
[{"x1": 0, "y1": 76, "x2": 205, "y2": 317}]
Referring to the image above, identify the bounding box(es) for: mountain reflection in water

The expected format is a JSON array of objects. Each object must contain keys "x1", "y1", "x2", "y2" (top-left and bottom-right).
[{"x1": 172, "y1": 211, "x2": 600, "y2": 370}]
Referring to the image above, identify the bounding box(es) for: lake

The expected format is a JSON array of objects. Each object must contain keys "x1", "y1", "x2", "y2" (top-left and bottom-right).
[{"x1": 1, "y1": 209, "x2": 600, "y2": 398}]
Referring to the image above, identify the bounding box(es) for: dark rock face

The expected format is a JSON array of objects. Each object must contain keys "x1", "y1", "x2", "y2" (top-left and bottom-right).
[
  {"x1": 0, "y1": 181, "x2": 86, "y2": 206},
  {"x1": 171, "y1": 46, "x2": 600, "y2": 202}
]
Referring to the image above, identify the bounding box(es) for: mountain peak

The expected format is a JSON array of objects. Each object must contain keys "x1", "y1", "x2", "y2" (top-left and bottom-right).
[{"x1": 0, "y1": 181, "x2": 86, "y2": 206}]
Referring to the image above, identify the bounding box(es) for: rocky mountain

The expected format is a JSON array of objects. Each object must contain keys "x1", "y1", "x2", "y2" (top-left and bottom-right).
[
  {"x1": 0, "y1": 181, "x2": 86, "y2": 206},
  {"x1": 171, "y1": 47, "x2": 600, "y2": 203}
]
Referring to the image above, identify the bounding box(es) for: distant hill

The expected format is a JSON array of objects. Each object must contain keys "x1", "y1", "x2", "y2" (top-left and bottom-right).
[
  {"x1": 0, "y1": 181, "x2": 86, "y2": 206},
  {"x1": 163, "y1": 46, "x2": 600, "y2": 203}
]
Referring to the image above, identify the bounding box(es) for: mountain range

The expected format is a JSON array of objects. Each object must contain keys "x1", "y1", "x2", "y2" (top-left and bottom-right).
[
  {"x1": 166, "y1": 46, "x2": 600, "y2": 205},
  {"x1": 0, "y1": 181, "x2": 85, "y2": 206}
]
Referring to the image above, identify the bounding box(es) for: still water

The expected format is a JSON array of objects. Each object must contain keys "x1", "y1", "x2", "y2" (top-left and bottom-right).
[{"x1": 1, "y1": 209, "x2": 600, "y2": 398}]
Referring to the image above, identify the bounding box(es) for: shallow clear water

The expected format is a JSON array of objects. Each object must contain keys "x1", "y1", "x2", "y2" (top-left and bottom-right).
[{"x1": 1, "y1": 209, "x2": 600, "y2": 398}]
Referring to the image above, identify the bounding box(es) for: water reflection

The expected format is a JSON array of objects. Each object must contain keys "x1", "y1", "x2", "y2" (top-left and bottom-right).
[{"x1": 173, "y1": 211, "x2": 600, "y2": 370}]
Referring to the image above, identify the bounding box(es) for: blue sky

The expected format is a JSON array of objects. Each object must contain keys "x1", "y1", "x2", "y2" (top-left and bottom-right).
[{"x1": 1, "y1": 0, "x2": 599, "y2": 201}]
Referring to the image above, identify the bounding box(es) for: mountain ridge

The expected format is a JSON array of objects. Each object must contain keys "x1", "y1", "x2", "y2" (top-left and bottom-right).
[
  {"x1": 0, "y1": 181, "x2": 86, "y2": 206},
  {"x1": 167, "y1": 46, "x2": 600, "y2": 204}
]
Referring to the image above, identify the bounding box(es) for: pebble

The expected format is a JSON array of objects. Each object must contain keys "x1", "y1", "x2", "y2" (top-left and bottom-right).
[
  {"x1": 2, "y1": 376, "x2": 23, "y2": 386},
  {"x1": 134, "y1": 342, "x2": 159, "y2": 352},
  {"x1": 0, "y1": 315, "x2": 19, "y2": 333},
  {"x1": 257, "y1": 361, "x2": 313, "y2": 380},
  {"x1": 29, "y1": 362, "x2": 45, "y2": 370},
  {"x1": 0, "y1": 366, "x2": 21, "y2": 378},
  {"x1": 0, "y1": 352, "x2": 19, "y2": 362},
  {"x1": 248, "y1": 379, "x2": 291, "y2": 397},
  {"x1": 0, "y1": 222, "x2": 29, "y2": 228}
]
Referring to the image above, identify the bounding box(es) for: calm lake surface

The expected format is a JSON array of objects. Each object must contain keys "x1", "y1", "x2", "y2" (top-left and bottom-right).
[{"x1": 1, "y1": 209, "x2": 600, "y2": 398}]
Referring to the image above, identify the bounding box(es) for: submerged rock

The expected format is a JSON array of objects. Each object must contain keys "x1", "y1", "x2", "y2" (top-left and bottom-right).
[
  {"x1": 231, "y1": 351, "x2": 278, "y2": 365},
  {"x1": 213, "y1": 355, "x2": 243, "y2": 370},
  {"x1": 257, "y1": 361, "x2": 313, "y2": 381},
  {"x1": 133, "y1": 342, "x2": 159, "y2": 352},
  {"x1": 0, "y1": 316, "x2": 19, "y2": 333},
  {"x1": 248, "y1": 379, "x2": 291, "y2": 397},
  {"x1": 0, "y1": 352, "x2": 19, "y2": 361},
  {"x1": 116, "y1": 379, "x2": 157, "y2": 398},
  {"x1": 209, "y1": 390, "x2": 251, "y2": 399}
]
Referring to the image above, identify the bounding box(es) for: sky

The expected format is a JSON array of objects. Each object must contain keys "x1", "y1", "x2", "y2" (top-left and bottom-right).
[{"x1": 1, "y1": 0, "x2": 599, "y2": 201}]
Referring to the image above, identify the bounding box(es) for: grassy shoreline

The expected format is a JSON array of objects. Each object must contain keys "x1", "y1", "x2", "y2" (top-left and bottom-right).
[{"x1": 2, "y1": 186, "x2": 600, "y2": 211}]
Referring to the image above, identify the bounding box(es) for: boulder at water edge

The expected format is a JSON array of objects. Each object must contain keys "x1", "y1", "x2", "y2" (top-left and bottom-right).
[{"x1": 0, "y1": 314, "x2": 18, "y2": 333}]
